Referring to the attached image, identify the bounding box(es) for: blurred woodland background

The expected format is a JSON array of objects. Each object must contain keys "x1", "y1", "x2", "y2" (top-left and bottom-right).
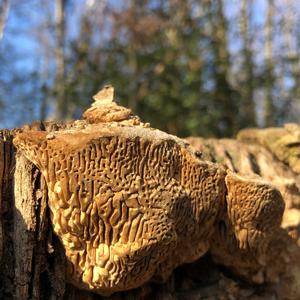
[{"x1": 0, "y1": 0, "x2": 300, "y2": 137}]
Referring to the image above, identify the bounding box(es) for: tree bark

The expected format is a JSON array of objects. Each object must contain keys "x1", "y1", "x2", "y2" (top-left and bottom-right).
[{"x1": 0, "y1": 126, "x2": 66, "y2": 300}]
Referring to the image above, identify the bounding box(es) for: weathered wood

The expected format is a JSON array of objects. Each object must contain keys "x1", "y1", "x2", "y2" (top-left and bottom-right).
[
  {"x1": 0, "y1": 137, "x2": 4, "y2": 261},
  {"x1": 0, "y1": 129, "x2": 66, "y2": 300},
  {"x1": 14, "y1": 154, "x2": 37, "y2": 299},
  {"x1": 0, "y1": 131, "x2": 16, "y2": 298}
]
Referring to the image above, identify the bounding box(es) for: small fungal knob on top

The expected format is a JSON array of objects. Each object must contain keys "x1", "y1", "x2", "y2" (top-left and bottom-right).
[
  {"x1": 92, "y1": 84, "x2": 115, "y2": 105},
  {"x1": 83, "y1": 85, "x2": 133, "y2": 124}
]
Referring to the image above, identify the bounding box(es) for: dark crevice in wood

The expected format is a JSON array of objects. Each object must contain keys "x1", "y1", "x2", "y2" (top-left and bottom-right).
[
  {"x1": 0, "y1": 133, "x2": 16, "y2": 299},
  {"x1": 248, "y1": 152, "x2": 261, "y2": 175}
]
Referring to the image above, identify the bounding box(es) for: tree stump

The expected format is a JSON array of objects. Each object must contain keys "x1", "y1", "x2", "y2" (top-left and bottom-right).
[{"x1": 0, "y1": 91, "x2": 299, "y2": 299}]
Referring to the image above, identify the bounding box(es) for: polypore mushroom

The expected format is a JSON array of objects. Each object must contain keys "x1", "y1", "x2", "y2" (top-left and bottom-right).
[{"x1": 13, "y1": 86, "x2": 284, "y2": 295}]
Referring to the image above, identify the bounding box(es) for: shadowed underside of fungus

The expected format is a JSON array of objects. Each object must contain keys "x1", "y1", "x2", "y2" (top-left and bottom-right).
[{"x1": 12, "y1": 86, "x2": 286, "y2": 296}]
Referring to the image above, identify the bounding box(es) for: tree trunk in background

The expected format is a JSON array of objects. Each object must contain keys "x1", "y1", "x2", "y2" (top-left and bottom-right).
[
  {"x1": 54, "y1": 0, "x2": 66, "y2": 120},
  {"x1": 40, "y1": 4, "x2": 52, "y2": 122},
  {"x1": 264, "y1": 0, "x2": 275, "y2": 126},
  {"x1": 283, "y1": 0, "x2": 300, "y2": 122},
  {"x1": 127, "y1": 0, "x2": 139, "y2": 113},
  {"x1": 240, "y1": 0, "x2": 256, "y2": 127},
  {"x1": 0, "y1": 0, "x2": 10, "y2": 41},
  {"x1": 209, "y1": 0, "x2": 238, "y2": 137}
]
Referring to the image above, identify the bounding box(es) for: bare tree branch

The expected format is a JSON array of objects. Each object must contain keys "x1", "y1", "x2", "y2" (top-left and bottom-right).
[
  {"x1": 54, "y1": 0, "x2": 66, "y2": 120},
  {"x1": 0, "y1": 0, "x2": 10, "y2": 41}
]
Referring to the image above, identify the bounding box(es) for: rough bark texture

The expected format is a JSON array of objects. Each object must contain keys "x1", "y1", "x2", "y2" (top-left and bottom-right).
[
  {"x1": 0, "y1": 124, "x2": 68, "y2": 300},
  {"x1": 0, "y1": 93, "x2": 299, "y2": 299}
]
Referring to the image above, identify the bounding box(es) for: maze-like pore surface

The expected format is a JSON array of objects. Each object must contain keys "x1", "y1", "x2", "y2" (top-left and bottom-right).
[{"x1": 13, "y1": 124, "x2": 226, "y2": 294}]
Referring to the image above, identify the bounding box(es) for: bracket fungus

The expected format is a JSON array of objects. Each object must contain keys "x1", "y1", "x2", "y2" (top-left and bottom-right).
[{"x1": 13, "y1": 86, "x2": 284, "y2": 295}]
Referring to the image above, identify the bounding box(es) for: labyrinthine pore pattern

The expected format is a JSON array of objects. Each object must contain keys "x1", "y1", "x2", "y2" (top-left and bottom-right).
[
  {"x1": 186, "y1": 137, "x2": 288, "y2": 283},
  {"x1": 14, "y1": 125, "x2": 226, "y2": 294},
  {"x1": 12, "y1": 88, "x2": 285, "y2": 295}
]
